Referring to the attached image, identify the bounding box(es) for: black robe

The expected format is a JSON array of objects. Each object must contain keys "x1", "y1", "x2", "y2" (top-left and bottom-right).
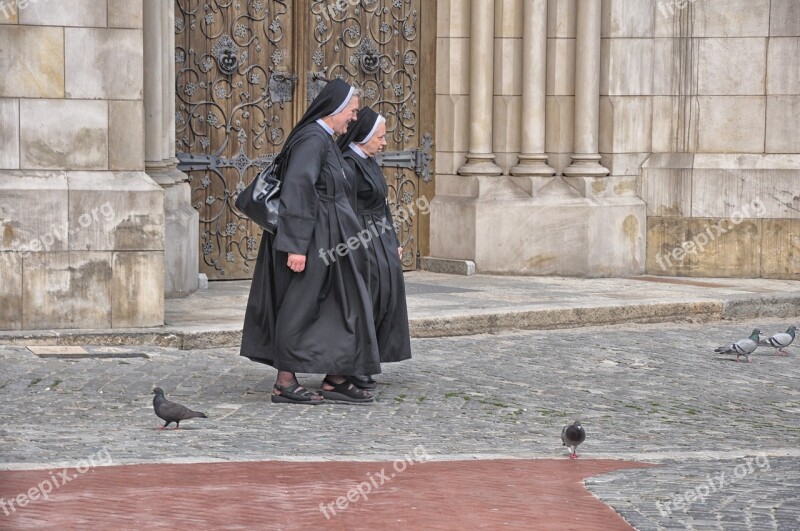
[
  {"x1": 342, "y1": 148, "x2": 412, "y2": 363},
  {"x1": 240, "y1": 123, "x2": 381, "y2": 375}
]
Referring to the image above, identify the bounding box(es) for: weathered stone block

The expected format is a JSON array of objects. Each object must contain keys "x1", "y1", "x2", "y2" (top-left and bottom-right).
[
  {"x1": 587, "y1": 198, "x2": 646, "y2": 275},
  {"x1": 109, "y1": 101, "x2": 145, "y2": 170},
  {"x1": 602, "y1": 153, "x2": 649, "y2": 177},
  {"x1": 492, "y1": 95, "x2": 521, "y2": 157},
  {"x1": 20, "y1": 99, "x2": 108, "y2": 170},
  {"x1": 548, "y1": 0, "x2": 576, "y2": 38},
  {"x1": 0, "y1": 26, "x2": 64, "y2": 98},
  {"x1": 435, "y1": 94, "x2": 470, "y2": 154},
  {"x1": 766, "y1": 96, "x2": 800, "y2": 153},
  {"x1": 67, "y1": 171, "x2": 164, "y2": 252},
  {"x1": 494, "y1": 0, "x2": 523, "y2": 38},
  {"x1": 436, "y1": 0, "x2": 470, "y2": 38},
  {"x1": 0, "y1": 171, "x2": 69, "y2": 252},
  {"x1": 436, "y1": 37, "x2": 470, "y2": 95},
  {"x1": 640, "y1": 154, "x2": 694, "y2": 217},
  {"x1": 770, "y1": 0, "x2": 800, "y2": 37},
  {"x1": 546, "y1": 38, "x2": 575, "y2": 96},
  {"x1": 494, "y1": 38, "x2": 522, "y2": 96},
  {"x1": 698, "y1": 38, "x2": 766, "y2": 95},
  {"x1": 65, "y1": 28, "x2": 144, "y2": 100},
  {"x1": 601, "y1": 0, "x2": 655, "y2": 38},
  {"x1": 0, "y1": 0, "x2": 17, "y2": 24},
  {"x1": 112, "y1": 251, "x2": 164, "y2": 328},
  {"x1": 647, "y1": 216, "x2": 762, "y2": 277},
  {"x1": 0, "y1": 252, "x2": 22, "y2": 329},
  {"x1": 761, "y1": 219, "x2": 800, "y2": 280},
  {"x1": 693, "y1": 0, "x2": 770, "y2": 37},
  {"x1": 696, "y1": 97, "x2": 765, "y2": 153},
  {"x1": 545, "y1": 95, "x2": 574, "y2": 154},
  {"x1": 164, "y1": 182, "x2": 199, "y2": 297},
  {"x1": 108, "y1": 0, "x2": 143, "y2": 29},
  {"x1": 767, "y1": 38, "x2": 800, "y2": 94},
  {"x1": 0, "y1": 99, "x2": 19, "y2": 169},
  {"x1": 601, "y1": 38, "x2": 654, "y2": 96},
  {"x1": 22, "y1": 251, "x2": 113, "y2": 329},
  {"x1": 599, "y1": 96, "x2": 652, "y2": 153},
  {"x1": 19, "y1": 0, "x2": 107, "y2": 27}
]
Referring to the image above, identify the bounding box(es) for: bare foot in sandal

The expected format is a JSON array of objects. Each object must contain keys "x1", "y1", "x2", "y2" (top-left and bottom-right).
[
  {"x1": 272, "y1": 371, "x2": 324, "y2": 405},
  {"x1": 320, "y1": 376, "x2": 374, "y2": 403}
]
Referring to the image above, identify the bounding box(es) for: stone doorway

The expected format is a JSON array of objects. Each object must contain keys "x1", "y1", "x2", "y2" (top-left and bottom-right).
[{"x1": 175, "y1": 0, "x2": 435, "y2": 280}]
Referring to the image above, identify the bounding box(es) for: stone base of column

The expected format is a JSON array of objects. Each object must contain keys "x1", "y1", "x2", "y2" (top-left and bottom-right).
[
  {"x1": 563, "y1": 153, "x2": 610, "y2": 177},
  {"x1": 0, "y1": 170, "x2": 165, "y2": 330},
  {"x1": 429, "y1": 174, "x2": 645, "y2": 276},
  {"x1": 510, "y1": 154, "x2": 556, "y2": 176},
  {"x1": 147, "y1": 165, "x2": 199, "y2": 298},
  {"x1": 458, "y1": 153, "x2": 503, "y2": 176}
]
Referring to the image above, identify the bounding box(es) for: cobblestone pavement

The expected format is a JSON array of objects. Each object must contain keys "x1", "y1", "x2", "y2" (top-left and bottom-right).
[{"x1": 1, "y1": 318, "x2": 799, "y2": 529}]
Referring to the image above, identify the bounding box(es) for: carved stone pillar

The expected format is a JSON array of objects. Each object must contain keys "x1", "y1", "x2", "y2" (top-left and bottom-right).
[
  {"x1": 510, "y1": 0, "x2": 555, "y2": 177},
  {"x1": 458, "y1": 0, "x2": 502, "y2": 176},
  {"x1": 564, "y1": 0, "x2": 609, "y2": 177},
  {"x1": 144, "y1": 0, "x2": 198, "y2": 297}
]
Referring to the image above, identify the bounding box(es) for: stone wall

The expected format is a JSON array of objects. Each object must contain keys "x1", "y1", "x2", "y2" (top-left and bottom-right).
[
  {"x1": 608, "y1": 0, "x2": 800, "y2": 278},
  {"x1": 0, "y1": 0, "x2": 165, "y2": 330}
]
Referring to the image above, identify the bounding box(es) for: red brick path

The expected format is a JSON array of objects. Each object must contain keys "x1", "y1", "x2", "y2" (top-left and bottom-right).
[{"x1": 0, "y1": 459, "x2": 651, "y2": 529}]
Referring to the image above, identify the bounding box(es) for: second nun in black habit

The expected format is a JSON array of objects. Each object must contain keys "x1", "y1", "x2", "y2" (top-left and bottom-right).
[
  {"x1": 338, "y1": 107, "x2": 412, "y2": 379},
  {"x1": 240, "y1": 79, "x2": 379, "y2": 404}
]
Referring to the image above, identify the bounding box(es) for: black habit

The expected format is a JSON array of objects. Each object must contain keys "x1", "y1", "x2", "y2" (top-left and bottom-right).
[
  {"x1": 339, "y1": 109, "x2": 412, "y2": 363},
  {"x1": 240, "y1": 80, "x2": 381, "y2": 376}
]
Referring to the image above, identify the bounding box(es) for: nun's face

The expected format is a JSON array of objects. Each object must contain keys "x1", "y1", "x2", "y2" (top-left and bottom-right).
[
  {"x1": 330, "y1": 96, "x2": 360, "y2": 134},
  {"x1": 359, "y1": 122, "x2": 388, "y2": 157}
]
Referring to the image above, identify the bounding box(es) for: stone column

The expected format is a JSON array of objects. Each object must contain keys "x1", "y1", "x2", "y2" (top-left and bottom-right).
[
  {"x1": 143, "y1": 0, "x2": 166, "y2": 175},
  {"x1": 458, "y1": 0, "x2": 502, "y2": 176},
  {"x1": 564, "y1": 0, "x2": 609, "y2": 177},
  {"x1": 144, "y1": 0, "x2": 199, "y2": 297},
  {"x1": 510, "y1": 0, "x2": 555, "y2": 176}
]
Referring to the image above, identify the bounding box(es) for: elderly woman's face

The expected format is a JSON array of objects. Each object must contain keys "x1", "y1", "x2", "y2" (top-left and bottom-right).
[
  {"x1": 330, "y1": 96, "x2": 360, "y2": 135},
  {"x1": 359, "y1": 121, "x2": 388, "y2": 157}
]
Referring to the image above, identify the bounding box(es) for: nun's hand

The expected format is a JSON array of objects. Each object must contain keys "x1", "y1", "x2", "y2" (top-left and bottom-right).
[
  {"x1": 287, "y1": 253, "x2": 306, "y2": 273},
  {"x1": 397, "y1": 247, "x2": 403, "y2": 259}
]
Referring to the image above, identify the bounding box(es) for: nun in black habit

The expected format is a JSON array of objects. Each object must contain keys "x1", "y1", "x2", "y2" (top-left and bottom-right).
[
  {"x1": 240, "y1": 79, "x2": 379, "y2": 404},
  {"x1": 338, "y1": 107, "x2": 412, "y2": 377}
]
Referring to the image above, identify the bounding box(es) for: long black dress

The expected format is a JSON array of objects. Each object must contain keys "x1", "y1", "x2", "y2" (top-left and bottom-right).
[
  {"x1": 342, "y1": 147, "x2": 412, "y2": 363},
  {"x1": 240, "y1": 122, "x2": 381, "y2": 376}
]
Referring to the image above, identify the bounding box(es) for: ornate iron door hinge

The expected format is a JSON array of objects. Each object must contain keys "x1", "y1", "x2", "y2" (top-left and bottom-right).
[{"x1": 375, "y1": 133, "x2": 434, "y2": 183}]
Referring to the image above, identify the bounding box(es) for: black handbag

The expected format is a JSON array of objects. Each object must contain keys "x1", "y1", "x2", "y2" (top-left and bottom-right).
[{"x1": 236, "y1": 154, "x2": 284, "y2": 234}]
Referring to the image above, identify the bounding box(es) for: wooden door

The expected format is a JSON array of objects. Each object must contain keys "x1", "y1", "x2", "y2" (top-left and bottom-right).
[{"x1": 176, "y1": 0, "x2": 434, "y2": 279}]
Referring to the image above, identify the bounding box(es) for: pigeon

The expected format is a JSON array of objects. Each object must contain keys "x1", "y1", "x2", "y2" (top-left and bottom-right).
[
  {"x1": 561, "y1": 420, "x2": 586, "y2": 459},
  {"x1": 152, "y1": 387, "x2": 207, "y2": 430},
  {"x1": 714, "y1": 328, "x2": 761, "y2": 363},
  {"x1": 759, "y1": 326, "x2": 796, "y2": 356}
]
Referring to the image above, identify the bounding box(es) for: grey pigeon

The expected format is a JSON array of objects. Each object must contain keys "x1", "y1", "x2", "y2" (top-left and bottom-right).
[
  {"x1": 561, "y1": 420, "x2": 586, "y2": 459},
  {"x1": 714, "y1": 328, "x2": 761, "y2": 363},
  {"x1": 152, "y1": 387, "x2": 207, "y2": 430},
  {"x1": 759, "y1": 326, "x2": 796, "y2": 356}
]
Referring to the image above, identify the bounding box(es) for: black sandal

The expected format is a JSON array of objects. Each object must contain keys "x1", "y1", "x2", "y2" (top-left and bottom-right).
[
  {"x1": 346, "y1": 375, "x2": 377, "y2": 390},
  {"x1": 271, "y1": 383, "x2": 324, "y2": 405},
  {"x1": 320, "y1": 378, "x2": 374, "y2": 403}
]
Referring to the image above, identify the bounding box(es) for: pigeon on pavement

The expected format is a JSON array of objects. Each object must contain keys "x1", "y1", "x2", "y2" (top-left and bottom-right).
[
  {"x1": 152, "y1": 387, "x2": 208, "y2": 430},
  {"x1": 759, "y1": 326, "x2": 796, "y2": 356},
  {"x1": 714, "y1": 328, "x2": 761, "y2": 363},
  {"x1": 561, "y1": 420, "x2": 586, "y2": 459}
]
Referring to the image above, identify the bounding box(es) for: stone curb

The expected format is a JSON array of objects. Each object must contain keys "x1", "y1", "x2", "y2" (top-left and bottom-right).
[{"x1": 1, "y1": 294, "x2": 797, "y2": 349}]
